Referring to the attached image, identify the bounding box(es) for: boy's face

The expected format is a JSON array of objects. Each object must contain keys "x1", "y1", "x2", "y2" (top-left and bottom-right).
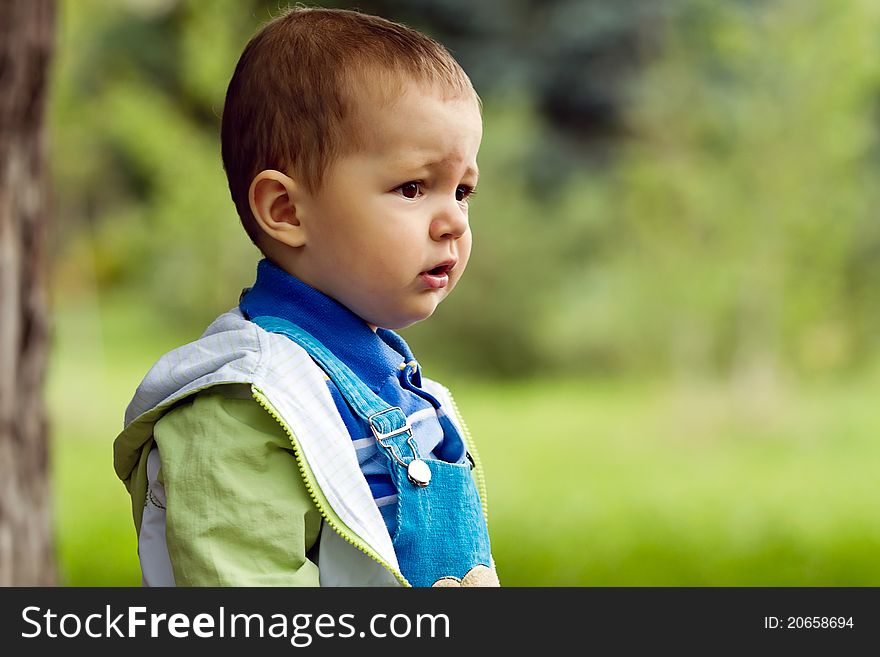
[{"x1": 293, "y1": 81, "x2": 482, "y2": 330}]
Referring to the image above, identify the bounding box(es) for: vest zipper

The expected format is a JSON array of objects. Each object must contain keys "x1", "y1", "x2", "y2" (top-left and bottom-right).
[
  {"x1": 444, "y1": 388, "x2": 489, "y2": 525},
  {"x1": 399, "y1": 363, "x2": 488, "y2": 522},
  {"x1": 251, "y1": 386, "x2": 411, "y2": 587}
]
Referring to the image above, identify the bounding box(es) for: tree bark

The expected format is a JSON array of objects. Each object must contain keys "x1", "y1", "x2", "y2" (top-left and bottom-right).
[{"x1": 0, "y1": 0, "x2": 56, "y2": 586}]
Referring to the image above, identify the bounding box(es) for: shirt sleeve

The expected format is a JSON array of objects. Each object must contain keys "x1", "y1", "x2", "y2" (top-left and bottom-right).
[{"x1": 152, "y1": 384, "x2": 322, "y2": 586}]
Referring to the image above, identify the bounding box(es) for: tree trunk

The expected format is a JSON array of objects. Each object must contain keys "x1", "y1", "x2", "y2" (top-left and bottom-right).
[{"x1": 0, "y1": 0, "x2": 56, "y2": 586}]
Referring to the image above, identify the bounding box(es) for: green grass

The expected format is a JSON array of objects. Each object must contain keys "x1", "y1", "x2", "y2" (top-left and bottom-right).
[
  {"x1": 454, "y1": 376, "x2": 880, "y2": 585},
  {"x1": 48, "y1": 299, "x2": 880, "y2": 585}
]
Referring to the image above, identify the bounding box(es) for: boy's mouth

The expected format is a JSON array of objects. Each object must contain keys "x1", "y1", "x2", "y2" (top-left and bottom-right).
[
  {"x1": 425, "y1": 262, "x2": 453, "y2": 276},
  {"x1": 420, "y1": 259, "x2": 456, "y2": 289}
]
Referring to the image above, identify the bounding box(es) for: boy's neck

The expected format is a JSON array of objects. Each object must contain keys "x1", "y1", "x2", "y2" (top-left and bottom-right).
[{"x1": 259, "y1": 251, "x2": 381, "y2": 332}]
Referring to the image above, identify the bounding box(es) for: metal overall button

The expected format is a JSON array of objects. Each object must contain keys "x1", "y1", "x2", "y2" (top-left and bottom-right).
[{"x1": 406, "y1": 459, "x2": 432, "y2": 487}]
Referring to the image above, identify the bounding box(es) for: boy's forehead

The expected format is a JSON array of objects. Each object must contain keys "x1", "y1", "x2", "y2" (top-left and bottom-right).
[{"x1": 346, "y1": 75, "x2": 482, "y2": 166}]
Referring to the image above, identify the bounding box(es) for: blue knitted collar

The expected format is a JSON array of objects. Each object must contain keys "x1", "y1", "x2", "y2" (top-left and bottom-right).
[{"x1": 239, "y1": 258, "x2": 416, "y2": 392}]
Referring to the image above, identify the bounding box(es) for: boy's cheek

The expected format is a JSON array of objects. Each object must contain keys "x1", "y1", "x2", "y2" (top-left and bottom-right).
[
  {"x1": 458, "y1": 232, "x2": 473, "y2": 270},
  {"x1": 451, "y1": 259, "x2": 469, "y2": 290}
]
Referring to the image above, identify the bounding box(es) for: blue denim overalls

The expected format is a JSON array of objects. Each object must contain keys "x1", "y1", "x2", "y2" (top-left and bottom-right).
[{"x1": 251, "y1": 316, "x2": 494, "y2": 587}]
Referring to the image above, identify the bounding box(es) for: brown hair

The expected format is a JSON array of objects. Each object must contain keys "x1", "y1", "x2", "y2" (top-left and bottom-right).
[{"x1": 221, "y1": 6, "x2": 479, "y2": 244}]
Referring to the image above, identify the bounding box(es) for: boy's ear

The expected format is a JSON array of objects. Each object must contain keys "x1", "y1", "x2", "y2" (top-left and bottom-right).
[{"x1": 248, "y1": 169, "x2": 307, "y2": 248}]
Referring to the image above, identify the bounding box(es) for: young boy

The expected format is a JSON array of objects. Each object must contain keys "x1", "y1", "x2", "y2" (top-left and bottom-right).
[{"x1": 113, "y1": 7, "x2": 498, "y2": 587}]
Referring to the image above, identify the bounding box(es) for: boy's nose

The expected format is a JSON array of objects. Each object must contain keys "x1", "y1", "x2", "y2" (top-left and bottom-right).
[{"x1": 429, "y1": 200, "x2": 468, "y2": 241}]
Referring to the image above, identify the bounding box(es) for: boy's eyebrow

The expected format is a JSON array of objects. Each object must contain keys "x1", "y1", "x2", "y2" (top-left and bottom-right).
[{"x1": 416, "y1": 159, "x2": 480, "y2": 180}]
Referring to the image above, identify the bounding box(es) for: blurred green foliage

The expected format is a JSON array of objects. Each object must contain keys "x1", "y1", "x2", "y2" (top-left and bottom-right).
[
  {"x1": 602, "y1": 0, "x2": 880, "y2": 379},
  {"x1": 49, "y1": 0, "x2": 880, "y2": 379}
]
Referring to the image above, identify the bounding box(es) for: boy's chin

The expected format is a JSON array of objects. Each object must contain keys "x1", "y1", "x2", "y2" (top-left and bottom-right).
[{"x1": 370, "y1": 305, "x2": 438, "y2": 332}]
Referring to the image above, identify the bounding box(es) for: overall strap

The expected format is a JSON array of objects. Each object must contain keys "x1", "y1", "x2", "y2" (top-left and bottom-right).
[{"x1": 251, "y1": 316, "x2": 431, "y2": 486}]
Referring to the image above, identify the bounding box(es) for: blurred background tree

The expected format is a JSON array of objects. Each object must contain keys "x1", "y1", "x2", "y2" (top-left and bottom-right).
[{"x1": 0, "y1": 0, "x2": 56, "y2": 586}]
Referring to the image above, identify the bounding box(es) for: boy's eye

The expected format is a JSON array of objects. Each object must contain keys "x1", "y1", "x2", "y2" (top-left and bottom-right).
[
  {"x1": 397, "y1": 182, "x2": 422, "y2": 199},
  {"x1": 456, "y1": 185, "x2": 476, "y2": 202}
]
